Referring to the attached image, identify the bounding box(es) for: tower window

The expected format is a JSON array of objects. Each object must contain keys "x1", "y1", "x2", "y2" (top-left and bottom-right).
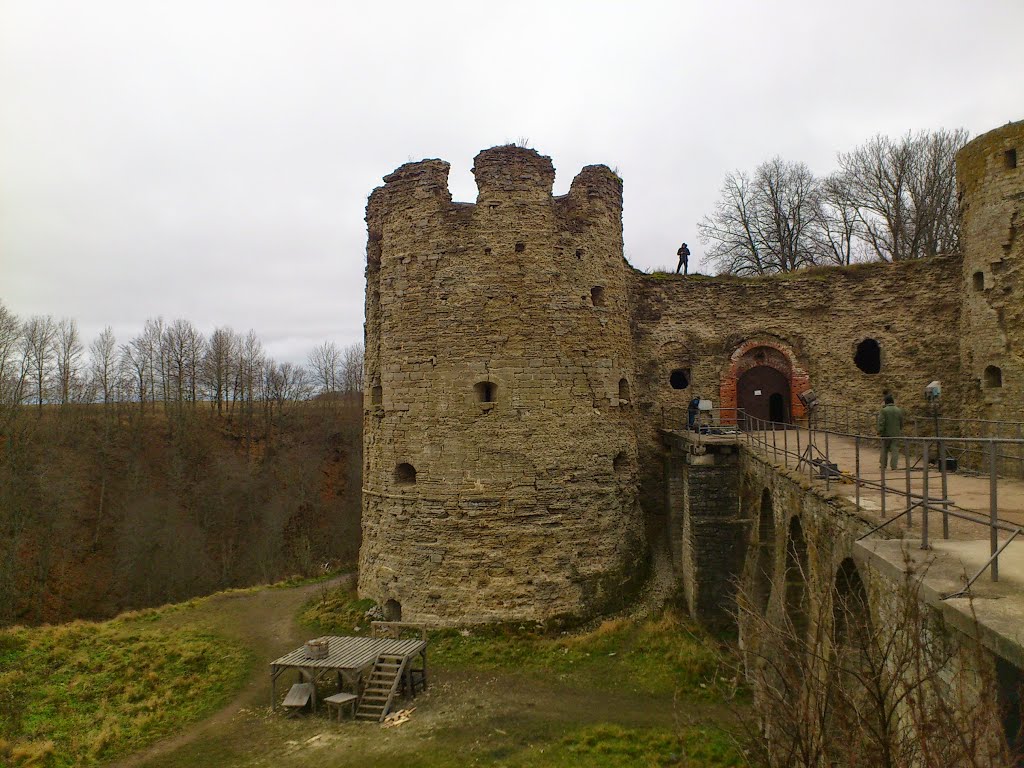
[
  {"x1": 591, "y1": 286, "x2": 606, "y2": 307},
  {"x1": 973, "y1": 271, "x2": 985, "y2": 292},
  {"x1": 371, "y1": 385, "x2": 383, "y2": 406},
  {"x1": 984, "y1": 365, "x2": 1003, "y2": 389},
  {"x1": 618, "y1": 378, "x2": 630, "y2": 402},
  {"x1": 669, "y1": 369, "x2": 690, "y2": 389},
  {"x1": 395, "y1": 463, "x2": 417, "y2": 484},
  {"x1": 1005, "y1": 149, "x2": 1018, "y2": 170},
  {"x1": 474, "y1": 381, "x2": 497, "y2": 403}
]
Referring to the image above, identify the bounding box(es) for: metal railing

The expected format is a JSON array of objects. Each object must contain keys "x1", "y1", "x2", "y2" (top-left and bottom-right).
[{"x1": 664, "y1": 404, "x2": 1024, "y2": 598}]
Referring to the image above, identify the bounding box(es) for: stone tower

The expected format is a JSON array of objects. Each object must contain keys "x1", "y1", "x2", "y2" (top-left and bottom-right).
[
  {"x1": 957, "y1": 120, "x2": 1024, "y2": 422},
  {"x1": 359, "y1": 147, "x2": 646, "y2": 625}
]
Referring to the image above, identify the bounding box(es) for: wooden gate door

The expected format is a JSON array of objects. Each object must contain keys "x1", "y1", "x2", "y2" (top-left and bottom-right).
[{"x1": 737, "y1": 366, "x2": 790, "y2": 427}]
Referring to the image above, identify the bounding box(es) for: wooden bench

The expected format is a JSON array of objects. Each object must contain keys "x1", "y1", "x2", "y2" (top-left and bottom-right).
[
  {"x1": 324, "y1": 691, "x2": 358, "y2": 721},
  {"x1": 282, "y1": 682, "x2": 314, "y2": 716}
]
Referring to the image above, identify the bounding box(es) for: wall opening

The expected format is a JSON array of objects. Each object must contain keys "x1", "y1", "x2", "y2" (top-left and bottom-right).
[
  {"x1": 784, "y1": 516, "x2": 809, "y2": 639},
  {"x1": 985, "y1": 365, "x2": 1003, "y2": 388},
  {"x1": 474, "y1": 381, "x2": 497, "y2": 402},
  {"x1": 973, "y1": 271, "x2": 986, "y2": 292},
  {"x1": 1006, "y1": 148, "x2": 1018, "y2": 170},
  {"x1": 854, "y1": 338, "x2": 882, "y2": 374},
  {"x1": 613, "y1": 451, "x2": 627, "y2": 474},
  {"x1": 591, "y1": 286, "x2": 606, "y2": 307},
  {"x1": 669, "y1": 369, "x2": 690, "y2": 390},
  {"x1": 575, "y1": 248, "x2": 584, "y2": 258},
  {"x1": 395, "y1": 463, "x2": 417, "y2": 484},
  {"x1": 515, "y1": 241, "x2": 526, "y2": 253},
  {"x1": 997, "y1": 656, "x2": 1024, "y2": 759},
  {"x1": 738, "y1": 366, "x2": 790, "y2": 427},
  {"x1": 371, "y1": 385, "x2": 383, "y2": 406},
  {"x1": 383, "y1": 599, "x2": 402, "y2": 622},
  {"x1": 753, "y1": 489, "x2": 775, "y2": 615},
  {"x1": 618, "y1": 378, "x2": 630, "y2": 403},
  {"x1": 832, "y1": 558, "x2": 870, "y2": 647}
]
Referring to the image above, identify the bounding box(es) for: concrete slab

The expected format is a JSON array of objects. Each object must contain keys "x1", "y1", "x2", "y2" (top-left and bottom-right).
[{"x1": 855, "y1": 538, "x2": 1024, "y2": 669}]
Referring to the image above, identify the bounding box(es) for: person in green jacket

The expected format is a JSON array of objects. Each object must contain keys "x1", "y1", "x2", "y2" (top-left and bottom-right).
[{"x1": 877, "y1": 394, "x2": 906, "y2": 470}]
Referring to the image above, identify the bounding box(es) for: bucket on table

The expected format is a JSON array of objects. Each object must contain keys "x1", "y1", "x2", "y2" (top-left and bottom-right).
[{"x1": 304, "y1": 639, "x2": 329, "y2": 659}]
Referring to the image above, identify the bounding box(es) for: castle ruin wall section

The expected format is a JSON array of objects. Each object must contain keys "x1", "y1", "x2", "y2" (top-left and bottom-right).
[
  {"x1": 957, "y1": 120, "x2": 1024, "y2": 423},
  {"x1": 360, "y1": 147, "x2": 646, "y2": 626}
]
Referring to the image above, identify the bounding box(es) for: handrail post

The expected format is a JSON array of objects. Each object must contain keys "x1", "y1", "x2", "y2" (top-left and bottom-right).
[
  {"x1": 855, "y1": 435, "x2": 861, "y2": 510},
  {"x1": 990, "y1": 441, "x2": 999, "y2": 582},
  {"x1": 796, "y1": 426, "x2": 802, "y2": 473},
  {"x1": 772, "y1": 422, "x2": 778, "y2": 464},
  {"x1": 825, "y1": 427, "x2": 831, "y2": 491},
  {"x1": 921, "y1": 439, "x2": 930, "y2": 550},
  {"x1": 940, "y1": 437, "x2": 949, "y2": 539},
  {"x1": 904, "y1": 437, "x2": 912, "y2": 526},
  {"x1": 783, "y1": 425, "x2": 789, "y2": 469},
  {"x1": 881, "y1": 457, "x2": 887, "y2": 520}
]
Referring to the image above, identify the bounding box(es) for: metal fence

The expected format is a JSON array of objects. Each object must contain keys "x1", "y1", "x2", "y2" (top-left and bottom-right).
[{"x1": 663, "y1": 403, "x2": 1024, "y2": 598}]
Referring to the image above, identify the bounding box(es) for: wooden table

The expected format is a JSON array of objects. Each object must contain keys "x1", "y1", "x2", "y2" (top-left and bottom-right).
[{"x1": 269, "y1": 636, "x2": 427, "y2": 712}]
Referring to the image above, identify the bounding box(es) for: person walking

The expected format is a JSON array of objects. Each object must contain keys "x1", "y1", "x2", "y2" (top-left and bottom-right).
[
  {"x1": 687, "y1": 395, "x2": 701, "y2": 430},
  {"x1": 675, "y1": 243, "x2": 690, "y2": 275},
  {"x1": 877, "y1": 394, "x2": 906, "y2": 471}
]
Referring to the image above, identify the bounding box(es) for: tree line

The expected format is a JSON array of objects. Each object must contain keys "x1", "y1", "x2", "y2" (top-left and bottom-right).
[
  {"x1": 697, "y1": 128, "x2": 969, "y2": 275},
  {"x1": 0, "y1": 301, "x2": 363, "y2": 426}
]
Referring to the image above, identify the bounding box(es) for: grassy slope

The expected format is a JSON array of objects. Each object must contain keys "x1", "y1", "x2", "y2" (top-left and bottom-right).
[{"x1": 0, "y1": 609, "x2": 252, "y2": 767}]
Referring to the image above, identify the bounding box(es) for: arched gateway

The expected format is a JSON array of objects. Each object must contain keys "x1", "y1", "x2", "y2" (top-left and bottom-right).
[{"x1": 720, "y1": 339, "x2": 810, "y2": 428}]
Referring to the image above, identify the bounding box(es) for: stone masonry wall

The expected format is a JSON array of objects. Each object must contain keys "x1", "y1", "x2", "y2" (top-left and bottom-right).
[
  {"x1": 957, "y1": 120, "x2": 1024, "y2": 424},
  {"x1": 360, "y1": 148, "x2": 646, "y2": 626}
]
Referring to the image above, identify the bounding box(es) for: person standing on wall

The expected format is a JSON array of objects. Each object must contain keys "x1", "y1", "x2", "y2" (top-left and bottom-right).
[
  {"x1": 877, "y1": 393, "x2": 905, "y2": 470},
  {"x1": 675, "y1": 242, "x2": 690, "y2": 275},
  {"x1": 687, "y1": 395, "x2": 701, "y2": 431}
]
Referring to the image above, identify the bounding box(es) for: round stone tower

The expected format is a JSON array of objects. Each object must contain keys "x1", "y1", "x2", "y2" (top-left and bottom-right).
[
  {"x1": 359, "y1": 147, "x2": 645, "y2": 626},
  {"x1": 956, "y1": 120, "x2": 1024, "y2": 422}
]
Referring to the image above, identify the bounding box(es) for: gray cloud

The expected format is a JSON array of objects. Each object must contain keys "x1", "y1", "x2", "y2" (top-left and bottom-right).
[{"x1": 2, "y1": 0, "x2": 1021, "y2": 362}]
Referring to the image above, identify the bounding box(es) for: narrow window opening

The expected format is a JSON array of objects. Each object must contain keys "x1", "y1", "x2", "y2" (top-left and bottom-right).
[
  {"x1": 618, "y1": 378, "x2": 630, "y2": 403},
  {"x1": 1005, "y1": 148, "x2": 1018, "y2": 170},
  {"x1": 591, "y1": 286, "x2": 606, "y2": 307},
  {"x1": 669, "y1": 369, "x2": 690, "y2": 390},
  {"x1": 515, "y1": 242, "x2": 525, "y2": 253},
  {"x1": 383, "y1": 599, "x2": 402, "y2": 621},
  {"x1": 395, "y1": 463, "x2": 417, "y2": 484},
  {"x1": 984, "y1": 365, "x2": 1003, "y2": 388},
  {"x1": 613, "y1": 451, "x2": 627, "y2": 473},
  {"x1": 484, "y1": 247, "x2": 492, "y2": 256},
  {"x1": 575, "y1": 248, "x2": 583, "y2": 258},
  {"x1": 973, "y1": 271, "x2": 985, "y2": 292},
  {"x1": 754, "y1": 489, "x2": 775, "y2": 615},
  {"x1": 474, "y1": 381, "x2": 497, "y2": 402},
  {"x1": 371, "y1": 385, "x2": 383, "y2": 406},
  {"x1": 854, "y1": 338, "x2": 881, "y2": 374}
]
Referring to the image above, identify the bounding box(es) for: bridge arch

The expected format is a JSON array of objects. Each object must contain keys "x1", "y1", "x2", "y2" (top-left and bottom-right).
[
  {"x1": 752, "y1": 488, "x2": 776, "y2": 614},
  {"x1": 784, "y1": 515, "x2": 809, "y2": 638},
  {"x1": 720, "y1": 337, "x2": 810, "y2": 427}
]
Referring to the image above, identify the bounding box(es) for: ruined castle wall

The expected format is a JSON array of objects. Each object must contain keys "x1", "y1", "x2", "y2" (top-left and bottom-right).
[
  {"x1": 629, "y1": 258, "x2": 963, "y2": 516},
  {"x1": 360, "y1": 148, "x2": 646, "y2": 626},
  {"x1": 957, "y1": 120, "x2": 1024, "y2": 424}
]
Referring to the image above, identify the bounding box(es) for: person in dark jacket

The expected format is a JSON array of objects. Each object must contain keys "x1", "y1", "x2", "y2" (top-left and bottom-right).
[
  {"x1": 687, "y1": 396, "x2": 700, "y2": 430},
  {"x1": 877, "y1": 394, "x2": 906, "y2": 470},
  {"x1": 675, "y1": 243, "x2": 690, "y2": 275}
]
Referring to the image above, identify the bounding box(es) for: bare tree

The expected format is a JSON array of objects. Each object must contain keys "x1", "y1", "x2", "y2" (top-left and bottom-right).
[
  {"x1": 23, "y1": 315, "x2": 55, "y2": 411},
  {"x1": 341, "y1": 343, "x2": 364, "y2": 395},
  {"x1": 835, "y1": 129, "x2": 969, "y2": 261},
  {"x1": 52, "y1": 317, "x2": 84, "y2": 405},
  {"x1": 812, "y1": 174, "x2": 868, "y2": 267},
  {"x1": 0, "y1": 302, "x2": 28, "y2": 429},
  {"x1": 89, "y1": 327, "x2": 118, "y2": 405},
  {"x1": 121, "y1": 334, "x2": 151, "y2": 412},
  {"x1": 698, "y1": 158, "x2": 822, "y2": 275},
  {"x1": 308, "y1": 341, "x2": 342, "y2": 397},
  {"x1": 203, "y1": 326, "x2": 239, "y2": 415}
]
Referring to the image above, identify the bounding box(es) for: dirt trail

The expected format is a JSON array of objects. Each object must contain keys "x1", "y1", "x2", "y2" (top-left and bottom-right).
[{"x1": 110, "y1": 574, "x2": 353, "y2": 768}]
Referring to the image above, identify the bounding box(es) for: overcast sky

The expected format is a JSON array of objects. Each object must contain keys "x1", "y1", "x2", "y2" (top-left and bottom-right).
[{"x1": 1, "y1": 1, "x2": 1021, "y2": 364}]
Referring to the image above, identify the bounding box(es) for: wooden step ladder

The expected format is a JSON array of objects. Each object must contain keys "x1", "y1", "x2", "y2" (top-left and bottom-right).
[{"x1": 355, "y1": 653, "x2": 408, "y2": 722}]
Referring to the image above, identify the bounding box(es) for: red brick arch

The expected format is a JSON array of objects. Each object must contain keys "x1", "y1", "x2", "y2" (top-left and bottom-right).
[{"x1": 719, "y1": 339, "x2": 810, "y2": 425}]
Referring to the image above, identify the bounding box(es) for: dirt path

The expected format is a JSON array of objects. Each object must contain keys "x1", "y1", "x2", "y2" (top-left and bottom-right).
[{"x1": 110, "y1": 574, "x2": 353, "y2": 768}]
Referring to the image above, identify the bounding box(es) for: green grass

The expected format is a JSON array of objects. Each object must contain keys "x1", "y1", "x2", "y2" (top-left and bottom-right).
[
  {"x1": 300, "y1": 588, "x2": 739, "y2": 698},
  {"x1": 378, "y1": 723, "x2": 745, "y2": 767},
  {"x1": 0, "y1": 617, "x2": 252, "y2": 767}
]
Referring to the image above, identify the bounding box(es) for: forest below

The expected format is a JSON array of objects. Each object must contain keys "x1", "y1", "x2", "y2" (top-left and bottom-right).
[{"x1": 0, "y1": 399, "x2": 362, "y2": 627}]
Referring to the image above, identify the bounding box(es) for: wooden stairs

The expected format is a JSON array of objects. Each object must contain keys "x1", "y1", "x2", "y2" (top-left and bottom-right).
[{"x1": 355, "y1": 653, "x2": 408, "y2": 722}]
